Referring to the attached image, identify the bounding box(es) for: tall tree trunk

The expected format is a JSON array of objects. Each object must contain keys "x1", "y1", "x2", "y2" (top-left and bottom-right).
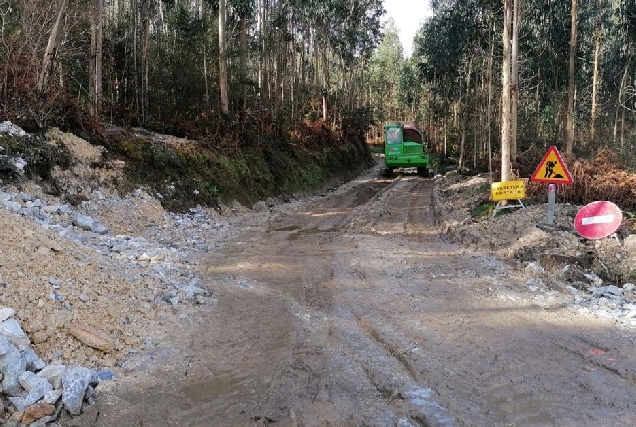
[
  {"x1": 590, "y1": 0, "x2": 603, "y2": 144},
  {"x1": 133, "y1": 0, "x2": 139, "y2": 114},
  {"x1": 501, "y1": 0, "x2": 512, "y2": 184},
  {"x1": 511, "y1": 0, "x2": 520, "y2": 162},
  {"x1": 487, "y1": 23, "x2": 494, "y2": 179},
  {"x1": 565, "y1": 0, "x2": 578, "y2": 157},
  {"x1": 239, "y1": 14, "x2": 248, "y2": 108},
  {"x1": 37, "y1": 0, "x2": 69, "y2": 94},
  {"x1": 322, "y1": 45, "x2": 328, "y2": 121},
  {"x1": 258, "y1": 0, "x2": 264, "y2": 99},
  {"x1": 535, "y1": 68, "x2": 541, "y2": 140},
  {"x1": 219, "y1": 0, "x2": 229, "y2": 114},
  {"x1": 619, "y1": 55, "x2": 630, "y2": 149},
  {"x1": 141, "y1": 2, "x2": 149, "y2": 121},
  {"x1": 458, "y1": 56, "x2": 472, "y2": 171},
  {"x1": 90, "y1": 0, "x2": 103, "y2": 116},
  {"x1": 204, "y1": 44, "x2": 209, "y2": 104}
]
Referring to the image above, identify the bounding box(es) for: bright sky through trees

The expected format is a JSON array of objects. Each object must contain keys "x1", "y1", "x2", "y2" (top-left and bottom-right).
[{"x1": 382, "y1": 0, "x2": 433, "y2": 57}]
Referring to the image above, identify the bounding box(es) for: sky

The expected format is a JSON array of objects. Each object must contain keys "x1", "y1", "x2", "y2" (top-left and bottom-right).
[{"x1": 382, "y1": 0, "x2": 433, "y2": 57}]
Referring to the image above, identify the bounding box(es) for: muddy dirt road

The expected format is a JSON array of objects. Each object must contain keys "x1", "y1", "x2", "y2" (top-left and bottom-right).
[{"x1": 88, "y1": 167, "x2": 636, "y2": 426}]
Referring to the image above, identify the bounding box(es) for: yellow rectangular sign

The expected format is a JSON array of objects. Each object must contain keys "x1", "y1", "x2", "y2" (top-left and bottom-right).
[{"x1": 491, "y1": 180, "x2": 526, "y2": 201}]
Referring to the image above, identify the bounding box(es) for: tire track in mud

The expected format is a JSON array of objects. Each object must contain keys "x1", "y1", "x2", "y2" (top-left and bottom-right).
[
  {"x1": 88, "y1": 164, "x2": 636, "y2": 426},
  {"x1": 325, "y1": 174, "x2": 623, "y2": 426},
  {"x1": 244, "y1": 172, "x2": 458, "y2": 425}
]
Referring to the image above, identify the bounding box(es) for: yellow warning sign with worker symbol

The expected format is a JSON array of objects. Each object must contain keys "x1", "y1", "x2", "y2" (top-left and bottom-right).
[{"x1": 530, "y1": 146, "x2": 573, "y2": 184}]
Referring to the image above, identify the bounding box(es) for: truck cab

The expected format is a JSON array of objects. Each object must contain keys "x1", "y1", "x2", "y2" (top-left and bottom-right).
[{"x1": 383, "y1": 122, "x2": 430, "y2": 176}]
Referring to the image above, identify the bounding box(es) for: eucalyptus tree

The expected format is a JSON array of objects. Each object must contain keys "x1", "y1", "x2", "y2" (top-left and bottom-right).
[
  {"x1": 37, "y1": 0, "x2": 69, "y2": 94},
  {"x1": 2, "y1": 0, "x2": 384, "y2": 131},
  {"x1": 607, "y1": 0, "x2": 636, "y2": 149},
  {"x1": 413, "y1": 0, "x2": 490, "y2": 158},
  {"x1": 367, "y1": 18, "x2": 404, "y2": 123},
  {"x1": 89, "y1": 0, "x2": 104, "y2": 115},
  {"x1": 589, "y1": 0, "x2": 605, "y2": 143},
  {"x1": 219, "y1": 0, "x2": 228, "y2": 114},
  {"x1": 565, "y1": 0, "x2": 578, "y2": 157},
  {"x1": 501, "y1": 0, "x2": 512, "y2": 182}
]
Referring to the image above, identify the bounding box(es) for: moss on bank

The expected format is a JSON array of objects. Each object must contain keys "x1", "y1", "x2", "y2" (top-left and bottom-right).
[
  {"x1": 108, "y1": 131, "x2": 373, "y2": 211},
  {"x1": 0, "y1": 120, "x2": 373, "y2": 212}
]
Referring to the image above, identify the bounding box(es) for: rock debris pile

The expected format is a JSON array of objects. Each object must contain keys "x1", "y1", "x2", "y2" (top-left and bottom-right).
[
  {"x1": 435, "y1": 172, "x2": 636, "y2": 330},
  {"x1": 0, "y1": 307, "x2": 114, "y2": 425},
  {"x1": 0, "y1": 123, "x2": 240, "y2": 424},
  {"x1": 566, "y1": 277, "x2": 636, "y2": 328}
]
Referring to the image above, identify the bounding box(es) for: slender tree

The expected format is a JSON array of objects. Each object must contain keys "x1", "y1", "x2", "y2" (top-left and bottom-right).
[
  {"x1": 90, "y1": 0, "x2": 104, "y2": 115},
  {"x1": 219, "y1": 0, "x2": 229, "y2": 114},
  {"x1": 590, "y1": 0, "x2": 603, "y2": 144},
  {"x1": 510, "y1": 0, "x2": 520, "y2": 162},
  {"x1": 501, "y1": 0, "x2": 512, "y2": 183},
  {"x1": 37, "y1": 0, "x2": 69, "y2": 94},
  {"x1": 565, "y1": 0, "x2": 578, "y2": 156}
]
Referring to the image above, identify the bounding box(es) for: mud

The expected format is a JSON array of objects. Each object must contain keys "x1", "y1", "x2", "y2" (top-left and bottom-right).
[{"x1": 79, "y1": 164, "x2": 636, "y2": 426}]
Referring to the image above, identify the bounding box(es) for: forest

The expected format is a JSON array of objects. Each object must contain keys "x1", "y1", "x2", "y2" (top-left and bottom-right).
[
  {"x1": 1, "y1": 0, "x2": 636, "y2": 210},
  {"x1": 371, "y1": 0, "x2": 636, "y2": 210}
]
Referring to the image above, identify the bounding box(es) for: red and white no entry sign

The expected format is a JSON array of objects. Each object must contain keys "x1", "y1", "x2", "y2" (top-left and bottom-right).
[{"x1": 574, "y1": 201, "x2": 623, "y2": 239}]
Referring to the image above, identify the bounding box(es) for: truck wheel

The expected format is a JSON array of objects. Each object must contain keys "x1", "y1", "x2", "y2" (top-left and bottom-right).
[{"x1": 417, "y1": 167, "x2": 429, "y2": 177}]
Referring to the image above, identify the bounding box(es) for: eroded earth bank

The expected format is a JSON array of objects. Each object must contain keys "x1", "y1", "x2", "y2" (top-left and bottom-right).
[{"x1": 69, "y1": 163, "x2": 636, "y2": 427}]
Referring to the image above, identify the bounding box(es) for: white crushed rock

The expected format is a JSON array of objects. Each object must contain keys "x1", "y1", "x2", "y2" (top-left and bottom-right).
[
  {"x1": 0, "y1": 122, "x2": 241, "y2": 423},
  {"x1": 434, "y1": 171, "x2": 636, "y2": 329}
]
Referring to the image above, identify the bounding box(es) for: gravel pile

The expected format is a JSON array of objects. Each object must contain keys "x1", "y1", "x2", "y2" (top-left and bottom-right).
[
  {"x1": 434, "y1": 172, "x2": 636, "y2": 330},
  {"x1": 0, "y1": 123, "x2": 242, "y2": 424}
]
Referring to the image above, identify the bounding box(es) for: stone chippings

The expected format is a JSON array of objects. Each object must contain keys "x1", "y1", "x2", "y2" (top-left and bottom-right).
[
  {"x1": 0, "y1": 122, "x2": 240, "y2": 424},
  {"x1": 0, "y1": 310, "x2": 107, "y2": 424},
  {"x1": 566, "y1": 279, "x2": 636, "y2": 328},
  {"x1": 433, "y1": 173, "x2": 636, "y2": 329},
  {"x1": 0, "y1": 185, "x2": 233, "y2": 422}
]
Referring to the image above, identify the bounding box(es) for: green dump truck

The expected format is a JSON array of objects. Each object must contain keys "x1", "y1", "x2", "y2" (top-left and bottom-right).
[{"x1": 383, "y1": 122, "x2": 430, "y2": 177}]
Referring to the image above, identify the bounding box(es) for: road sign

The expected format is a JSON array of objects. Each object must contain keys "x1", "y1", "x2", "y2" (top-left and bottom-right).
[
  {"x1": 491, "y1": 180, "x2": 526, "y2": 201},
  {"x1": 574, "y1": 201, "x2": 623, "y2": 239},
  {"x1": 531, "y1": 146, "x2": 573, "y2": 184}
]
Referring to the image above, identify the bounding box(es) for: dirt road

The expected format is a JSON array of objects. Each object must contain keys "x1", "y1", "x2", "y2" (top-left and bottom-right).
[{"x1": 87, "y1": 167, "x2": 636, "y2": 426}]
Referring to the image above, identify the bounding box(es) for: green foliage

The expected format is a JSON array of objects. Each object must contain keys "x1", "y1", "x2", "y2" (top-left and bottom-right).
[
  {"x1": 427, "y1": 152, "x2": 443, "y2": 174},
  {"x1": 104, "y1": 117, "x2": 372, "y2": 211},
  {"x1": 114, "y1": 139, "x2": 152, "y2": 161},
  {"x1": 368, "y1": 144, "x2": 384, "y2": 154},
  {"x1": 366, "y1": 19, "x2": 405, "y2": 123},
  {"x1": 0, "y1": 134, "x2": 73, "y2": 181},
  {"x1": 471, "y1": 201, "x2": 496, "y2": 218}
]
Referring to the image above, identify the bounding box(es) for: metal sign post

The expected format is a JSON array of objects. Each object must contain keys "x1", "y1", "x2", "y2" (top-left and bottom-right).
[
  {"x1": 530, "y1": 146, "x2": 573, "y2": 225},
  {"x1": 547, "y1": 184, "x2": 555, "y2": 225}
]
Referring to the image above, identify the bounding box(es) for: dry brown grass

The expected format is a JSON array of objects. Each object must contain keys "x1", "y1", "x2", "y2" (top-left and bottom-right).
[{"x1": 523, "y1": 148, "x2": 636, "y2": 213}]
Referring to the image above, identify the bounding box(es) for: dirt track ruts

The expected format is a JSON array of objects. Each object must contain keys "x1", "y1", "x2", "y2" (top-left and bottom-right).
[{"x1": 87, "y1": 165, "x2": 636, "y2": 426}]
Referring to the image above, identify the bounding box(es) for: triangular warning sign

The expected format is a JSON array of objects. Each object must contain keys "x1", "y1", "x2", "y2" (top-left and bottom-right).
[{"x1": 530, "y1": 146, "x2": 573, "y2": 184}]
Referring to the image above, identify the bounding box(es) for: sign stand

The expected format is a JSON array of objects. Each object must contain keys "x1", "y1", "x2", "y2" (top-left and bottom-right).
[
  {"x1": 491, "y1": 199, "x2": 525, "y2": 218},
  {"x1": 490, "y1": 180, "x2": 526, "y2": 219}
]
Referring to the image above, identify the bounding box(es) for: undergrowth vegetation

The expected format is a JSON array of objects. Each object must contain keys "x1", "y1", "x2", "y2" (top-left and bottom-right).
[
  {"x1": 102, "y1": 115, "x2": 373, "y2": 211},
  {"x1": 1, "y1": 106, "x2": 373, "y2": 212},
  {"x1": 0, "y1": 134, "x2": 74, "y2": 183},
  {"x1": 473, "y1": 145, "x2": 636, "y2": 223}
]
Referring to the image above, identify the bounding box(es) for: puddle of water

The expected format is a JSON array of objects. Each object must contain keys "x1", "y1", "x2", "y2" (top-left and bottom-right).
[
  {"x1": 182, "y1": 377, "x2": 241, "y2": 403},
  {"x1": 237, "y1": 279, "x2": 255, "y2": 290},
  {"x1": 403, "y1": 387, "x2": 456, "y2": 426}
]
